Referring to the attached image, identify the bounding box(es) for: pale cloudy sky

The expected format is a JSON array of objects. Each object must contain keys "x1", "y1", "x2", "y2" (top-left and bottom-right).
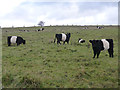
[{"x1": 0, "y1": 0, "x2": 119, "y2": 27}]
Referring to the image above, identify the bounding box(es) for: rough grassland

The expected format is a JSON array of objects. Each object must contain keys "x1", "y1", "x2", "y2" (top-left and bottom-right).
[{"x1": 2, "y1": 26, "x2": 118, "y2": 88}]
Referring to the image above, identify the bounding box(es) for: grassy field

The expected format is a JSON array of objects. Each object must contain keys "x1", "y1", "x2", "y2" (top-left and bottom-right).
[{"x1": 2, "y1": 26, "x2": 118, "y2": 88}]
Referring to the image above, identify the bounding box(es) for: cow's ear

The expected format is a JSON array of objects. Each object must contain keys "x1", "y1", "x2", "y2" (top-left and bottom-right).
[{"x1": 89, "y1": 40, "x2": 92, "y2": 43}]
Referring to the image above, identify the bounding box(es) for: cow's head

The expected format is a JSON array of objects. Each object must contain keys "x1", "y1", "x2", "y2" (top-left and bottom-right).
[
  {"x1": 89, "y1": 40, "x2": 93, "y2": 43},
  {"x1": 89, "y1": 40, "x2": 99, "y2": 43},
  {"x1": 67, "y1": 33, "x2": 71, "y2": 37},
  {"x1": 78, "y1": 38, "x2": 81, "y2": 42},
  {"x1": 89, "y1": 40, "x2": 99, "y2": 47},
  {"x1": 78, "y1": 38, "x2": 82, "y2": 42},
  {"x1": 23, "y1": 40, "x2": 26, "y2": 44}
]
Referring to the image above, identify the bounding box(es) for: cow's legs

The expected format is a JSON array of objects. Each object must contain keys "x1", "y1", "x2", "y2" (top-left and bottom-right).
[
  {"x1": 57, "y1": 40, "x2": 59, "y2": 44},
  {"x1": 108, "y1": 49, "x2": 111, "y2": 57},
  {"x1": 8, "y1": 42, "x2": 11, "y2": 46},
  {"x1": 93, "y1": 51, "x2": 97, "y2": 58},
  {"x1": 59, "y1": 42, "x2": 61, "y2": 45},
  {"x1": 57, "y1": 40, "x2": 61, "y2": 45},
  {"x1": 67, "y1": 41, "x2": 69, "y2": 44},
  {"x1": 111, "y1": 50, "x2": 114, "y2": 57},
  {"x1": 17, "y1": 42, "x2": 20, "y2": 46},
  {"x1": 97, "y1": 51, "x2": 101, "y2": 58},
  {"x1": 8, "y1": 37, "x2": 11, "y2": 46},
  {"x1": 63, "y1": 41, "x2": 65, "y2": 45},
  {"x1": 108, "y1": 49, "x2": 114, "y2": 58}
]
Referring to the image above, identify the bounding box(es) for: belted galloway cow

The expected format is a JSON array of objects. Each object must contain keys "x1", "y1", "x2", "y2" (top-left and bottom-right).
[
  {"x1": 78, "y1": 38, "x2": 85, "y2": 43},
  {"x1": 8, "y1": 36, "x2": 26, "y2": 46},
  {"x1": 54, "y1": 33, "x2": 71, "y2": 45},
  {"x1": 89, "y1": 39, "x2": 113, "y2": 58}
]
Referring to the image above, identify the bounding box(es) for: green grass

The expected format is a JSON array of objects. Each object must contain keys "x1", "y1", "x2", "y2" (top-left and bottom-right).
[{"x1": 2, "y1": 26, "x2": 118, "y2": 88}]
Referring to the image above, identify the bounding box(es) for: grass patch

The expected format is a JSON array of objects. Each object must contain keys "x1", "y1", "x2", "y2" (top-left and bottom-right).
[{"x1": 2, "y1": 26, "x2": 118, "y2": 88}]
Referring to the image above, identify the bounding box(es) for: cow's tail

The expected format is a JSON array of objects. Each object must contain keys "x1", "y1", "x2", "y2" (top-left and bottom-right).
[{"x1": 54, "y1": 35, "x2": 57, "y2": 43}]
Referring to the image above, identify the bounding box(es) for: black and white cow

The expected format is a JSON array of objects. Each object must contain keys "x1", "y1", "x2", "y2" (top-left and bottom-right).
[
  {"x1": 38, "y1": 28, "x2": 44, "y2": 31},
  {"x1": 78, "y1": 38, "x2": 85, "y2": 43},
  {"x1": 89, "y1": 39, "x2": 113, "y2": 58},
  {"x1": 54, "y1": 33, "x2": 71, "y2": 45},
  {"x1": 83, "y1": 27, "x2": 88, "y2": 29},
  {"x1": 7, "y1": 36, "x2": 26, "y2": 46},
  {"x1": 97, "y1": 26, "x2": 104, "y2": 29}
]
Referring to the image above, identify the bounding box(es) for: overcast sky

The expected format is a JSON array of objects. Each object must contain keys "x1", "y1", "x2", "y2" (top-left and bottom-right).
[{"x1": 0, "y1": 0, "x2": 119, "y2": 27}]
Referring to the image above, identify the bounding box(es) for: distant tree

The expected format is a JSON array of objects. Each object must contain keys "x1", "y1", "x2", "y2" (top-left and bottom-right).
[{"x1": 38, "y1": 21, "x2": 45, "y2": 27}]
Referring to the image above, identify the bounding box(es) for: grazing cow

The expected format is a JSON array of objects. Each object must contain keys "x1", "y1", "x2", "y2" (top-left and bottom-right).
[
  {"x1": 83, "y1": 27, "x2": 88, "y2": 29},
  {"x1": 78, "y1": 38, "x2": 85, "y2": 43},
  {"x1": 8, "y1": 36, "x2": 26, "y2": 46},
  {"x1": 41, "y1": 28, "x2": 44, "y2": 31},
  {"x1": 54, "y1": 33, "x2": 71, "y2": 45},
  {"x1": 89, "y1": 39, "x2": 113, "y2": 58},
  {"x1": 38, "y1": 29, "x2": 40, "y2": 31},
  {"x1": 38, "y1": 28, "x2": 44, "y2": 31},
  {"x1": 97, "y1": 26, "x2": 104, "y2": 29}
]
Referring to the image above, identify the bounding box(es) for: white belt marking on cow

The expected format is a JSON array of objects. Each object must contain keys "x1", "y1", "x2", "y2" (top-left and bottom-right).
[
  {"x1": 40, "y1": 28, "x2": 42, "y2": 30},
  {"x1": 10, "y1": 36, "x2": 17, "y2": 44},
  {"x1": 61, "y1": 33, "x2": 66, "y2": 41},
  {"x1": 101, "y1": 39, "x2": 109, "y2": 50},
  {"x1": 79, "y1": 39, "x2": 83, "y2": 43}
]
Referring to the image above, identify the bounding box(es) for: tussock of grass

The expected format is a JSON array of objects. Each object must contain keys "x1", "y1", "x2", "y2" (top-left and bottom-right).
[
  {"x1": 2, "y1": 73, "x2": 14, "y2": 86},
  {"x1": 19, "y1": 76, "x2": 43, "y2": 88}
]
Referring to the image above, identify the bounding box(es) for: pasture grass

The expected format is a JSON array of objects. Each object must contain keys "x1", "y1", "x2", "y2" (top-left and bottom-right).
[{"x1": 2, "y1": 26, "x2": 118, "y2": 88}]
